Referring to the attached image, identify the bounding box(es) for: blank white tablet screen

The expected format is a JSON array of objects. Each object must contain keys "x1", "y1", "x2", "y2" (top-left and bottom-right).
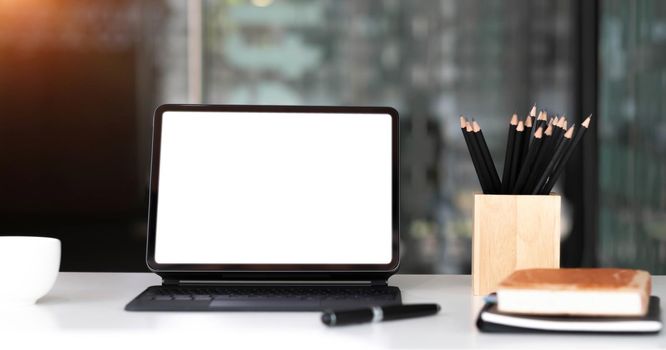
[{"x1": 154, "y1": 111, "x2": 393, "y2": 264}]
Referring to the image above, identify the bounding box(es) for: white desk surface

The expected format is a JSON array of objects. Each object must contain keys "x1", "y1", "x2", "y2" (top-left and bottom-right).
[{"x1": 2, "y1": 273, "x2": 664, "y2": 349}]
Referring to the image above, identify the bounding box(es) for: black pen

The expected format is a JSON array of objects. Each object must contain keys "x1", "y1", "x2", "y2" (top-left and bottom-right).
[{"x1": 321, "y1": 303, "x2": 440, "y2": 327}]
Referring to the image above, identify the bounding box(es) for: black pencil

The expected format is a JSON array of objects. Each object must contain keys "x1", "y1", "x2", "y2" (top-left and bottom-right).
[
  {"x1": 513, "y1": 126, "x2": 544, "y2": 194},
  {"x1": 519, "y1": 115, "x2": 532, "y2": 172},
  {"x1": 553, "y1": 114, "x2": 560, "y2": 132},
  {"x1": 531, "y1": 126, "x2": 575, "y2": 194},
  {"x1": 465, "y1": 121, "x2": 495, "y2": 194},
  {"x1": 522, "y1": 122, "x2": 555, "y2": 194},
  {"x1": 525, "y1": 120, "x2": 564, "y2": 194},
  {"x1": 472, "y1": 120, "x2": 501, "y2": 193},
  {"x1": 533, "y1": 110, "x2": 547, "y2": 135},
  {"x1": 538, "y1": 115, "x2": 592, "y2": 194},
  {"x1": 508, "y1": 120, "x2": 525, "y2": 192},
  {"x1": 467, "y1": 121, "x2": 495, "y2": 193},
  {"x1": 547, "y1": 116, "x2": 555, "y2": 132},
  {"x1": 549, "y1": 117, "x2": 562, "y2": 145},
  {"x1": 460, "y1": 116, "x2": 492, "y2": 193},
  {"x1": 551, "y1": 117, "x2": 567, "y2": 151},
  {"x1": 500, "y1": 114, "x2": 519, "y2": 193},
  {"x1": 550, "y1": 117, "x2": 573, "y2": 174},
  {"x1": 528, "y1": 104, "x2": 537, "y2": 140}
]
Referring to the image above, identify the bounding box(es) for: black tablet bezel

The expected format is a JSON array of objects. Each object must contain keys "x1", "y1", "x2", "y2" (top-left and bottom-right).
[{"x1": 145, "y1": 104, "x2": 399, "y2": 280}]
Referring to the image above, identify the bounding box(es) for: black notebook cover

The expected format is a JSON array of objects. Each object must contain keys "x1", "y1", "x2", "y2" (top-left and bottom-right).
[{"x1": 477, "y1": 296, "x2": 662, "y2": 334}]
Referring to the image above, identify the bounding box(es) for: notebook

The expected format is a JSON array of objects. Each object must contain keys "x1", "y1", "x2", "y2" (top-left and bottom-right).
[
  {"x1": 496, "y1": 268, "x2": 651, "y2": 316},
  {"x1": 477, "y1": 296, "x2": 662, "y2": 334}
]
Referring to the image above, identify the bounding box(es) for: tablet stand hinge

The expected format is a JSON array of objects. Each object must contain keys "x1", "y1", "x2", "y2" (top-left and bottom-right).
[
  {"x1": 371, "y1": 280, "x2": 388, "y2": 286},
  {"x1": 162, "y1": 279, "x2": 179, "y2": 286}
]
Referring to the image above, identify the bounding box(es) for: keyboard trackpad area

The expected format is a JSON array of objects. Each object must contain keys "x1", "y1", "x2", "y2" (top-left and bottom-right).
[{"x1": 209, "y1": 298, "x2": 321, "y2": 311}]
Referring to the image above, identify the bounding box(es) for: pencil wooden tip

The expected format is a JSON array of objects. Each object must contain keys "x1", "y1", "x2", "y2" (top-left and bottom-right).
[
  {"x1": 545, "y1": 124, "x2": 554, "y2": 136},
  {"x1": 556, "y1": 117, "x2": 566, "y2": 128},
  {"x1": 553, "y1": 116, "x2": 559, "y2": 125},
  {"x1": 465, "y1": 122, "x2": 473, "y2": 132},
  {"x1": 510, "y1": 114, "x2": 518, "y2": 125},
  {"x1": 472, "y1": 120, "x2": 481, "y2": 132},
  {"x1": 563, "y1": 120, "x2": 568, "y2": 129},
  {"x1": 525, "y1": 115, "x2": 533, "y2": 127},
  {"x1": 534, "y1": 126, "x2": 544, "y2": 138},
  {"x1": 516, "y1": 121, "x2": 525, "y2": 132},
  {"x1": 582, "y1": 114, "x2": 592, "y2": 128},
  {"x1": 565, "y1": 125, "x2": 575, "y2": 138},
  {"x1": 459, "y1": 115, "x2": 467, "y2": 128},
  {"x1": 530, "y1": 104, "x2": 537, "y2": 117},
  {"x1": 538, "y1": 111, "x2": 547, "y2": 121}
]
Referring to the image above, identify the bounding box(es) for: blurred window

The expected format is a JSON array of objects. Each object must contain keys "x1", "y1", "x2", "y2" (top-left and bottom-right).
[
  {"x1": 0, "y1": 0, "x2": 579, "y2": 273},
  {"x1": 598, "y1": 0, "x2": 666, "y2": 273}
]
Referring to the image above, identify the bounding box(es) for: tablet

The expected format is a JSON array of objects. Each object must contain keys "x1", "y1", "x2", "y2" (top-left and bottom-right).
[{"x1": 146, "y1": 105, "x2": 399, "y2": 279}]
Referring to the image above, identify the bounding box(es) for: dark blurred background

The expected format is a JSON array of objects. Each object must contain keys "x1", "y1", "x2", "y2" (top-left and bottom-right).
[{"x1": 0, "y1": 0, "x2": 664, "y2": 273}]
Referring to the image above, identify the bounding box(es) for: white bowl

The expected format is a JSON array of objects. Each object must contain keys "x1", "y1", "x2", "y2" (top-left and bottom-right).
[{"x1": 0, "y1": 236, "x2": 61, "y2": 305}]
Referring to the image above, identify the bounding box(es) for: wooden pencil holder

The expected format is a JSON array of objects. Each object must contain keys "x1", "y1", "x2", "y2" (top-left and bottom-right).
[{"x1": 472, "y1": 194, "x2": 560, "y2": 295}]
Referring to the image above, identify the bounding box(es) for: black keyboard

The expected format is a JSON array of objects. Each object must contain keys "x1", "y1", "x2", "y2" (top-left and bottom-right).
[{"x1": 125, "y1": 285, "x2": 402, "y2": 311}]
